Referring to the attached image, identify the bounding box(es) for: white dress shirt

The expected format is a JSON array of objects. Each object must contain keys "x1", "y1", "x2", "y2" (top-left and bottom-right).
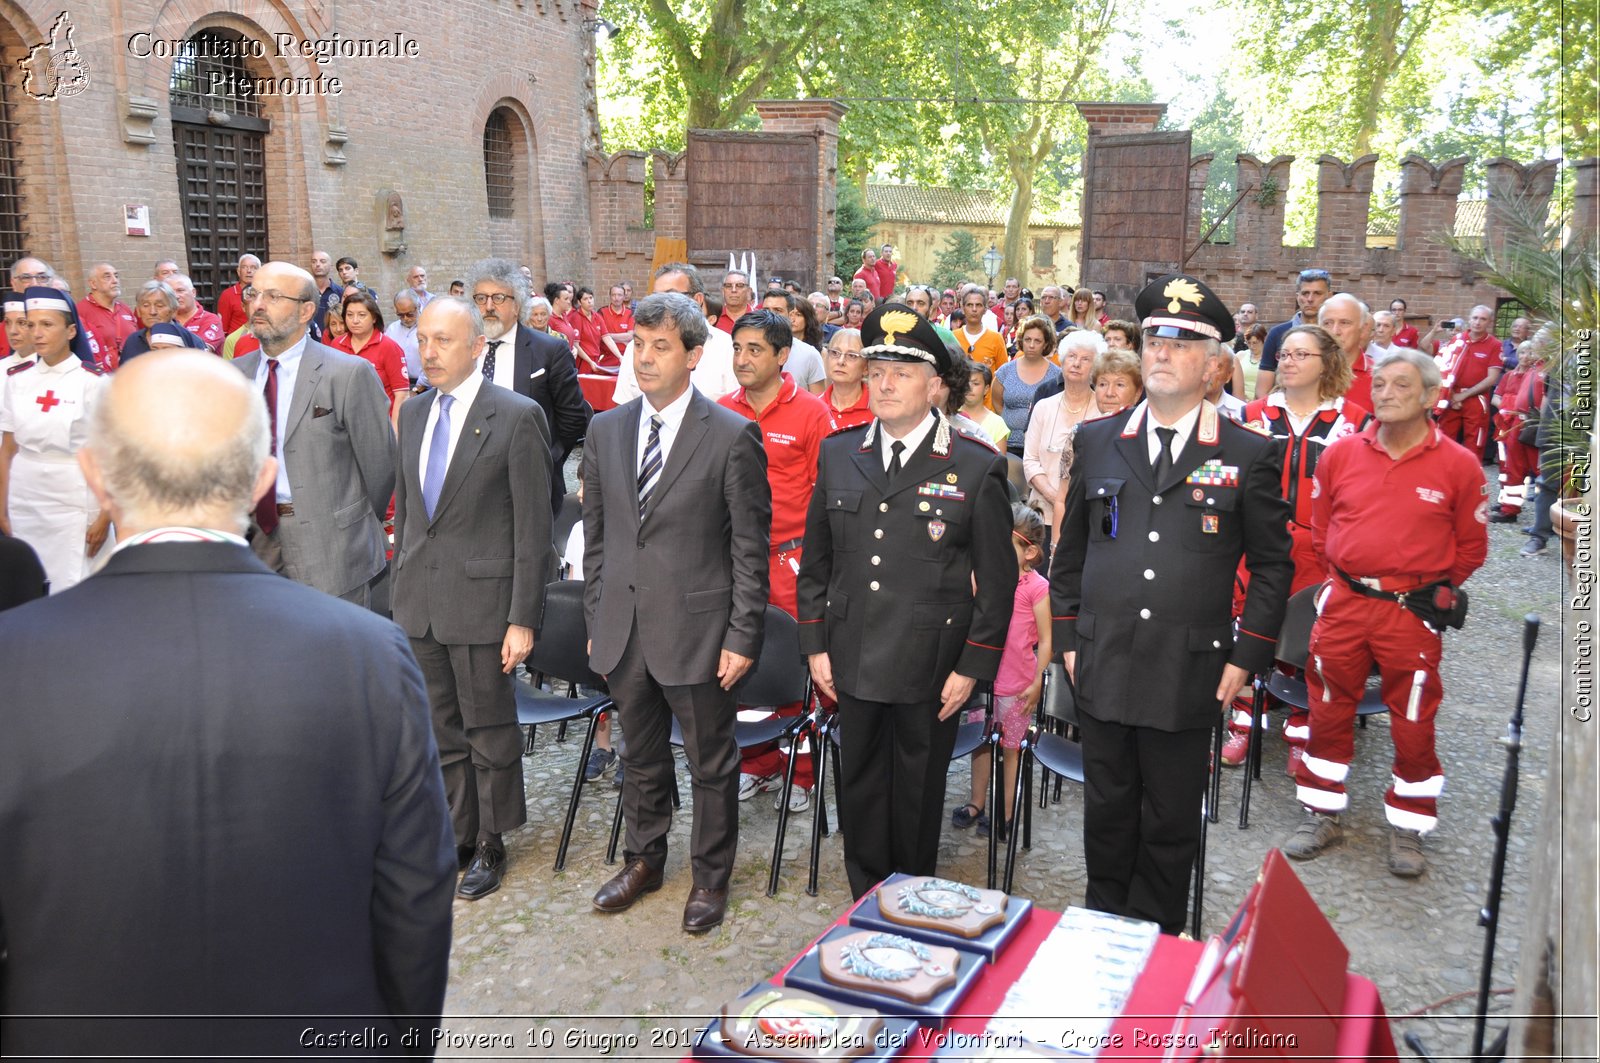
[
  {"x1": 1145, "y1": 400, "x2": 1203, "y2": 464},
  {"x1": 418, "y1": 366, "x2": 486, "y2": 497},
  {"x1": 635, "y1": 383, "x2": 697, "y2": 475},
  {"x1": 881, "y1": 410, "x2": 937, "y2": 471},
  {"x1": 481, "y1": 324, "x2": 518, "y2": 392},
  {"x1": 254, "y1": 334, "x2": 308, "y2": 503},
  {"x1": 612, "y1": 328, "x2": 738, "y2": 404},
  {"x1": 384, "y1": 319, "x2": 420, "y2": 380}
]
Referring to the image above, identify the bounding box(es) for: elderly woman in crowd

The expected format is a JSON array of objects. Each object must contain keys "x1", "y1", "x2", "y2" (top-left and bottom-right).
[
  {"x1": 992, "y1": 314, "x2": 1063, "y2": 457},
  {"x1": 819, "y1": 327, "x2": 872, "y2": 431},
  {"x1": 1232, "y1": 322, "x2": 1269, "y2": 400},
  {"x1": 1050, "y1": 345, "x2": 1145, "y2": 532},
  {"x1": 1024, "y1": 329, "x2": 1103, "y2": 533},
  {"x1": 119, "y1": 280, "x2": 207, "y2": 361},
  {"x1": 1102, "y1": 318, "x2": 1140, "y2": 353}
]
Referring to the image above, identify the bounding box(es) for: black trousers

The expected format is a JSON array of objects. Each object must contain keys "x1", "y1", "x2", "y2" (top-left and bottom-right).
[
  {"x1": 410, "y1": 633, "x2": 527, "y2": 847},
  {"x1": 609, "y1": 620, "x2": 740, "y2": 889},
  {"x1": 836, "y1": 690, "x2": 960, "y2": 899},
  {"x1": 1078, "y1": 708, "x2": 1210, "y2": 935}
]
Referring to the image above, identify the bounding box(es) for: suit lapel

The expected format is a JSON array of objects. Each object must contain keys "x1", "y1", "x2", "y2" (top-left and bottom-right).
[
  {"x1": 403, "y1": 391, "x2": 431, "y2": 500},
  {"x1": 1159, "y1": 402, "x2": 1223, "y2": 496},
  {"x1": 615, "y1": 400, "x2": 644, "y2": 528},
  {"x1": 883, "y1": 430, "x2": 947, "y2": 502},
  {"x1": 1114, "y1": 401, "x2": 1156, "y2": 491},
  {"x1": 284, "y1": 342, "x2": 322, "y2": 440},
  {"x1": 512, "y1": 331, "x2": 535, "y2": 398},
  {"x1": 430, "y1": 389, "x2": 495, "y2": 522},
  {"x1": 641, "y1": 392, "x2": 708, "y2": 524},
  {"x1": 847, "y1": 434, "x2": 890, "y2": 497}
]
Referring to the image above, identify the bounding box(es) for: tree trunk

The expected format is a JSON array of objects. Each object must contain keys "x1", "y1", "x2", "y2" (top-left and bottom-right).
[{"x1": 1002, "y1": 169, "x2": 1034, "y2": 285}]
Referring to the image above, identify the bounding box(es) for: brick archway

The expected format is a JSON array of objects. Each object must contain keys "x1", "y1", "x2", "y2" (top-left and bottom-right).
[{"x1": 470, "y1": 79, "x2": 551, "y2": 281}]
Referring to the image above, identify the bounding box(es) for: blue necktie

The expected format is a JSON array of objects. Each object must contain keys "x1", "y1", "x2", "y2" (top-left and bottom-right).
[{"x1": 423, "y1": 393, "x2": 455, "y2": 519}]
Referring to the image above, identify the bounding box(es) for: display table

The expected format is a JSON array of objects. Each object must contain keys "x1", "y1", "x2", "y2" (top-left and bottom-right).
[
  {"x1": 731, "y1": 895, "x2": 1399, "y2": 1061},
  {"x1": 578, "y1": 373, "x2": 619, "y2": 413}
]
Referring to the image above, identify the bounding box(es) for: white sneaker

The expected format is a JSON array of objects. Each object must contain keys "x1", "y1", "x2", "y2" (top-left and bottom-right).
[
  {"x1": 774, "y1": 786, "x2": 811, "y2": 813},
  {"x1": 738, "y1": 772, "x2": 780, "y2": 801}
]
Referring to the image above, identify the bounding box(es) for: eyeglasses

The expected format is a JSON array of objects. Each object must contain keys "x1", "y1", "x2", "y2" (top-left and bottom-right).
[
  {"x1": 824, "y1": 348, "x2": 864, "y2": 362},
  {"x1": 12, "y1": 271, "x2": 50, "y2": 284},
  {"x1": 1277, "y1": 348, "x2": 1324, "y2": 362},
  {"x1": 722, "y1": 281, "x2": 749, "y2": 290},
  {"x1": 245, "y1": 289, "x2": 312, "y2": 306},
  {"x1": 473, "y1": 292, "x2": 515, "y2": 307}
]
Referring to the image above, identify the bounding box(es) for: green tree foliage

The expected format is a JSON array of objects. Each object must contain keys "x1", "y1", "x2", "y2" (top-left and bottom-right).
[
  {"x1": 929, "y1": 230, "x2": 984, "y2": 293},
  {"x1": 833, "y1": 181, "x2": 880, "y2": 272}
]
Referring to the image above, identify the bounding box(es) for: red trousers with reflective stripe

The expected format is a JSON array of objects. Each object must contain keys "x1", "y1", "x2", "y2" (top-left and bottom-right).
[
  {"x1": 739, "y1": 546, "x2": 814, "y2": 788},
  {"x1": 1295, "y1": 581, "x2": 1445, "y2": 831},
  {"x1": 1438, "y1": 397, "x2": 1489, "y2": 455},
  {"x1": 1498, "y1": 437, "x2": 1538, "y2": 514}
]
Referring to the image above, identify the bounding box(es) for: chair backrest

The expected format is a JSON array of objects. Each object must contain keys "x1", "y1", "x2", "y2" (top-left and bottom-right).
[
  {"x1": 529, "y1": 580, "x2": 607, "y2": 689},
  {"x1": 552, "y1": 492, "x2": 582, "y2": 554},
  {"x1": 1275, "y1": 585, "x2": 1321, "y2": 670},
  {"x1": 735, "y1": 605, "x2": 808, "y2": 707},
  {"x1": 1040, "y1": 662, "x2": 1078, "y2": 726}
]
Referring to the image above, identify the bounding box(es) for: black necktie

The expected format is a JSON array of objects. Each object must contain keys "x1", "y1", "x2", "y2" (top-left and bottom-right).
[
  {"x1": 1152, "y1": 426, "x2": 1176, "y2": 486},
  {"x1": 888, "y1": 439, "x2": 905, "y2": 480},
  {"x1": 482, "y1": 340, "x2": 501, "y2": 383}
]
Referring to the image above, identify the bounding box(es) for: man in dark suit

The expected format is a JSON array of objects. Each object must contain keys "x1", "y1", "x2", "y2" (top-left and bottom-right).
[
  {"x1": 584, "y1": 292, "x2": 771, "y2": 933},
  {"x1": 392, "y1": 296, "x2": 554, "y2": 900},
  {"x1": 0, "y1": 351, "x2": 454, "y2": 1056},
  {"x1": 797, "y1": 303, "x2": 1017, "y2": 900},
  {"x1": 1050, "y1": 274, "x2": 1293, "y2": 935},
  {"x1": 232, "y1": 262, "x2": 396, "y2": 608},
  {"x1": 467, "y1": 258, "x2": 591, "y2": 510}
]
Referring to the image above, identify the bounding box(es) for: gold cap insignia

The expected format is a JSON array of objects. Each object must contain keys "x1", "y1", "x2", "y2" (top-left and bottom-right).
[
  {"x1": 1163, "y1": 277, "x2": 1203, "y2": 314},
  {"x1": 879, "y1": 310, "x2": 918, "y2": 347}
]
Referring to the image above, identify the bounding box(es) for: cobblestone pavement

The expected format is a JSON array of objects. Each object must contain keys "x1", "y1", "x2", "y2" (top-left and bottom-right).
[{"x1": 437, "y1": 462, "x2": 1568, "y2": 1059}]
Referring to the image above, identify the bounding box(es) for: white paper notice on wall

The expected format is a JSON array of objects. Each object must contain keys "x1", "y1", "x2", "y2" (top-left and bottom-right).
[{"x1": 124, "y1": 205, "x2": 150, "y2": 237}]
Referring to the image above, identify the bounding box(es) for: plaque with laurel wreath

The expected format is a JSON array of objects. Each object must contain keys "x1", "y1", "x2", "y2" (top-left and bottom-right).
[
  {"x1": 876, "y1": 877, "x2": 1008, "y2": 939},
  {"x1": 818, "y1": 931, "x2": 961, "y2": 1004}
]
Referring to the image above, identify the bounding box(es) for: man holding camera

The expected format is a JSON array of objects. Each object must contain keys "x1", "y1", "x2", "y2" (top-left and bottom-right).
[{"x1": 1284, "y1": 348, "x2": 1488, "y2": 878}]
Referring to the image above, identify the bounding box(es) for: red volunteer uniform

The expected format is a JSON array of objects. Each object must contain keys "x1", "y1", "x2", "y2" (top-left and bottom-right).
[
  {"x1": 1493, "y1": 364, "x2": 1545, "y2": 515},
  {"x1": 568, "y1": 309, "x2": 612, "y2": 371},
  {"x1": 598, "y1": 305, "x2": 633, "y2": 360},
  {"x1": 873, "y1": 258, "x2": 898, "y2": 300},
  {"x1": 1392, "y1": 324, "x2": 1419, "y2": 349},
  {"x1": 1435, "y1": 333, "x2": 1501, "y2": 451},
  {"x1": 217, "y1": 282, "x2": 249, "y2": 335},
  {"x1": 1295, "y1": 423, "x2": 1487, "y2": 833},
  {"x1": 821, "y1": 385, "x2": 873, "y2": 432},
  {"x1": 179, "y1": 308, "x2": 226, "y2": 354},
  {"x1": 854, "y1": 265, "x2": 887, "y2": 301},
  {"x1": 75, "y1": 297, "x2": 139, "y2": 364},
  {"x1": 720, "y1": 373, "x2": 830, "y2": 789}
]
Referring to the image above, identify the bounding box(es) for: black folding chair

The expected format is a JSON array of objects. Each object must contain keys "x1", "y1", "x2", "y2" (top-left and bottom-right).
[
  {"x1": 1240, "y1": 585, "x2": 1389, "y2": 827},
  {"x1": 1003, "y1": 663, "x2": 1082, "y2": 891},
  {"x1": 552, "y1": 492, "x2": 582, "y2": 556},
  {"x1": 603, "y1": 606, "x2": 813, "y2": 894},
  {"x1": 514, "y1": 580, "x2": 615, "y2": 871}
]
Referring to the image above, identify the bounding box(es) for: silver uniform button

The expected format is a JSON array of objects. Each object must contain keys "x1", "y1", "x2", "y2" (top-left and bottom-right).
[
  {"x1": 1097, "y1": 487, "x2": 1106, "y2": 495},
  {"x1": 871, "y1": 556, "x2": 881, "y2": 565},
  {"x1": 1143, "y1": 569, "x2": 1155, "y2": 580},
  {"x1": 1152, "y1": 495, "x2": 1163, "y2": 505},
  {"x1": 1213, "y1": 639, "x2": 1223, "y2": 648},
  {"x1": 879, "y1": 502, "x2": 889, "y2": 512},
  {"x1": 870, "y1": 580, "x2": 880, "y2": 591},
  {"x1": 1148, "y1": 531, "x2": 1160, "y2": 542},
  {"x1": 1206, "y1": 497, "x2": 1216, "y2": 506},
  {"x1": 1139, "y1": 608, "x2": 1151, "y2": 619},
  {"x1": 874, "y1": 529, "x2": 884, "y2": 539}
]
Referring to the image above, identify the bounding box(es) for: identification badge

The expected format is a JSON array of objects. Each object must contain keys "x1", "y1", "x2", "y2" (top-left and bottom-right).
[
  {"x1": 928, "y1": 520, "x2": 946, "y2": 542},
  {"x1": 1202, "y1": 513, "x2": 1219, "y2": 534}
]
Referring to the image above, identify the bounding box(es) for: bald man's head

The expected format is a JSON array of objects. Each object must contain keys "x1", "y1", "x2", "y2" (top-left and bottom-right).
[{"x1": 83, "y1": 352, "x2": 272, "y2": 536}]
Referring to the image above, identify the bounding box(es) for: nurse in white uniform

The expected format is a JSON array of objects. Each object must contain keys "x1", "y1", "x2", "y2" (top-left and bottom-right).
[{"x1": 0, "y1": 287, "x2": 109, "y2": 593}]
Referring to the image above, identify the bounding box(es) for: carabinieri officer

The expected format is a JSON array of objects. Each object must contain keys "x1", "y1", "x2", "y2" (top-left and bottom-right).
[
  {"x1": 797, "y1": 303, "x2": 1016, "y2": 899},
  {"x1": 1049, "y1": 274, "x2": 1292, "y2": 934}
]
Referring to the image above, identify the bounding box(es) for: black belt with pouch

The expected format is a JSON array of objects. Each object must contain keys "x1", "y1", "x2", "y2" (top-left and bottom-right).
[{"x1": 1337, "y1": 569, "x2": 1468, "y2": 631}]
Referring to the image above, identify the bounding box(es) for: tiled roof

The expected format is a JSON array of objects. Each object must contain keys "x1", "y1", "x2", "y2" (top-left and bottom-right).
[
  {"x1": 1366, "y1": 198, "x2": 1485, "y2": 238},
  {"x1": 868, "y1": 183, "x2": 1076, "y2": 228}
]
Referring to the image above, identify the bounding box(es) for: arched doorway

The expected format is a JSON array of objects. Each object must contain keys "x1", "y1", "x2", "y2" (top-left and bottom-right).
[
  {"x1": 0, "y1": 51, "x2": 27, "y2": 286},
  {"x1": 169, "y1": 29, "x2": 269, "y2": 306}
]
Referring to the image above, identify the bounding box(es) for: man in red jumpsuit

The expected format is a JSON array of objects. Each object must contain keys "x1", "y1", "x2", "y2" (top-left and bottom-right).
[
  {"x1": 1489, "y1": 337, "x2": 1546, "y2": 521},
  {"x1": 1434, "y1": 305, "x2": 1502, "y2": 455},
  {"x1": 720, "y1": 309, "x2": 831, "y2": 811},
  {"x1": 1285, "y1": 348, "x2": 1488, "y2": 877}
]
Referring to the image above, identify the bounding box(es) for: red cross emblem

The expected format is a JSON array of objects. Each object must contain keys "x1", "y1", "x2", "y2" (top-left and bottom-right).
[{"x1": 35, "y1": 390, "x2": 60, "y2": 412}]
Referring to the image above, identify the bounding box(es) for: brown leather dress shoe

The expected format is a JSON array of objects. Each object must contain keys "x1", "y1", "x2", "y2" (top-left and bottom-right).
[
  {"x1": 682, "y1": 886, "x2": 728, "y2": 933},
  {"x1": 592, "y1": 858, "x2": 664, "y2": 912}
]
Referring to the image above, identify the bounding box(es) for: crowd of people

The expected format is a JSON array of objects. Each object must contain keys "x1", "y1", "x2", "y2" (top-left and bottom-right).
[{"x1": 0, "y1": 240, "x2": 1554, "y2": 1050}]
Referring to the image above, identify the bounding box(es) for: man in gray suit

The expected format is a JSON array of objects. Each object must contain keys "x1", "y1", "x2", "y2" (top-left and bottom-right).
[
  {"x1": 584, "y1": 292, "x2": 771, "y2": 933},
  {"x1": 392, "y1": 296, "x2": 554, "y2": 900},
  {"x1": 233, "y1": 261, "x2": 395, "y2": 607}
]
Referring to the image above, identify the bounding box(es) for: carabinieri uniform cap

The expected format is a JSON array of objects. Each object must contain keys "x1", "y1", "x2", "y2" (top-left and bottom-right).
[
  {"x1": 1135, "y1": 274, "x2": 1236, "y2": 344},
  {"x1": 860, "y1": 302, "x2": 952, "y2": 375}
]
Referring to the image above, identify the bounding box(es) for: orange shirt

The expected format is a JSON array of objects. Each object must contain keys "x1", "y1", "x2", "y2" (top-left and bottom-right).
[{"x1": 955, "y1": 327, "x2": 1007, "y2": 375}]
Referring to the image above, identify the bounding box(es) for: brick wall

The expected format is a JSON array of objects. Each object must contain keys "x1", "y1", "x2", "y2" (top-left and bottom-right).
[{"x1": 3, "y1": 0, "x2": 594, "y2": 298}]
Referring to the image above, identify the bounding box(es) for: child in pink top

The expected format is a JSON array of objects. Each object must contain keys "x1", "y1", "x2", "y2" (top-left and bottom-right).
[{"x1": 952, "y1": 504, "x2": 1052, "y2": 838}]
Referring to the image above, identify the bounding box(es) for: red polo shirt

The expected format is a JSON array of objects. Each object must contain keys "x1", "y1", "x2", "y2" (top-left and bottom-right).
[
  {"x1": 548, "y1": 312, "x2": 579, "y2": 351},
  {"x1": 1311, "y1": 423, "x2": 1488, "y2": 586},
  {"x1": 177, "y1": 308, "x2": 226, "y2": 353},
  {"x1": 854, "y1": 265, "x2": 887, "y2": 301},
  {"x1": 821, "y1": 384, "x2": 873, "y2": 432},
  {"x1": 719, "y1": 372, "x2": 830, "y2": 546},
  {"x1": 1392, "y1": 324, "x2": 1420, "y2": 349},
  {"x1": 598, "y1": 304, "x2": 633, "y2": 356},
  {"x1": 217, "y1": 282, "x2": 249, "y2": 334},
  {"x1": 873, "y1": 258, "x2": 898, "y2": 299},
  {"x1": 569, "y1": 308, "x2": 612, "y2": 370},
  {"x1": 1437, "y1": 333, "x2": 1501, "y2": 395},
  {"x1": 76, "y1": 296, "x2": 140, "y2": 360}
]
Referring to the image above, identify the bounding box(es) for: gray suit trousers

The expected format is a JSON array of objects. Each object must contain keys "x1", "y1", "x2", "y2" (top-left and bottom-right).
[
  {"x1": 609, "y1": 618, "x2": 739, "y2": 888},
  {"x1": 253, "y1": 519, "x2": 373, "y2": 609},
  {"x1": 409, "y1": 634, "x2": 527, "y2": 844}
]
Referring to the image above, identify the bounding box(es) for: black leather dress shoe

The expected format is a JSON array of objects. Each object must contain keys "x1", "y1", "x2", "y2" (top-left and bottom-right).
[
  {"x1": 682, "y1": 886, "x2": 728, "y2": 933},
  {"x1": 457, "y1": 844, "x2": 506, "y2": 901},
  {"x1": 592, "y1": 858, "x2": 664, "y2": 912},
  {"x1": 457, "y1": 845, "x2": 476, "y2": 870}
]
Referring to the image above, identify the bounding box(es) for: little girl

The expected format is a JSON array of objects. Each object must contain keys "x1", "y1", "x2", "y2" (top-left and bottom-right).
[{"x1": 953, "y1": 503, "x2": 1052, "y2": 838}]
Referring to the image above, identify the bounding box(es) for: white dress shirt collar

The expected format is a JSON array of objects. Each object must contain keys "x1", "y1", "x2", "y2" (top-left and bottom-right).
[
  {"x1": 1145, "y1": 400, "x2": 1203, "y2": 464},
  {"x1": 481, "y1": 324, "x2": 518, "y2": 392},
  {"x1": 636, "y1": 383, "x2": 698, "y2": 471},
  {"x1": 881, "y1": 410, "x2": 937, "y2": 470}
]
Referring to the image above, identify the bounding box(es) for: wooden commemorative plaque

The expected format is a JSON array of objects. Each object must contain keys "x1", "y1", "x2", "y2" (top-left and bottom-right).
[
  {"x1": 718, "y1": 986, "x2": 885, "y2": 1061},
  {"x1": 819, "y1": 931, "x2": 961, "y2": 1004},
  {"x1": 875, "y1": 877, "x2": 1007, "y2": 939}
]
